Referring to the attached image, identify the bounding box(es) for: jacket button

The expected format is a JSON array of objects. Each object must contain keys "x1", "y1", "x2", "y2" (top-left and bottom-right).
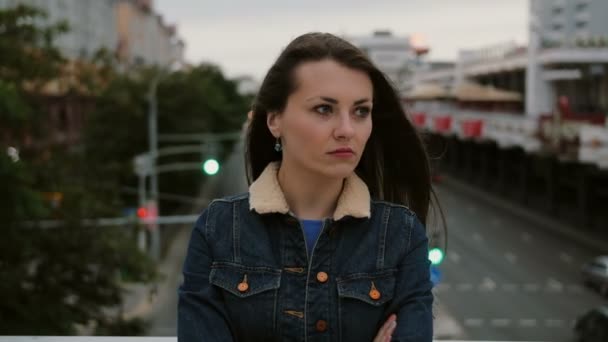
[
  {"x1": 369, "y1": 288, "x2": 381, "y2": 300},
  {"x1": 237, "y1": 282, "x2": 249, "y2": 293},
  {"x1": 315, "y1": 320, "x2": 328, "y2": 332},
  {"x1": 316, "y1": 272, "x2": 328, "y2": 283}
]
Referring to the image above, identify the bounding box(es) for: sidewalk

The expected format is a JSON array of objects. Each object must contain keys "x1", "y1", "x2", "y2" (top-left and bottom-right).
[
  {"x1": 120, "y1": 282, "x2": 156, "y2": 320},
  {"x1": 122, "y1": 226, "x2": 191, "y2": 321},
  {"x1": 434, "y1": 295, "x2": 467, "y2": 340}
]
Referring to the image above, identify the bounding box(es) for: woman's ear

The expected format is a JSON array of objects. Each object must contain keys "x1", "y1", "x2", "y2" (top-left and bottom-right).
[{"x1": 266, "y1": 111, "x2": 282, "y2": 138}]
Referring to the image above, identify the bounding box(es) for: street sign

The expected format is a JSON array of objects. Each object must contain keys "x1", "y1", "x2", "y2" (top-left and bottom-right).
[
  {"x1": 134, "y1": 154, "x2": 152, "y2": 176},
  {"x1": 430, "y1": 266, "x2": 442, "y2": 286}
]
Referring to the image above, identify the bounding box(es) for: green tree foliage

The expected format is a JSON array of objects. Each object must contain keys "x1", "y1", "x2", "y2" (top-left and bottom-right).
[
  {"x1": 158, "y1": 64, "x2": 247, "y2": 134},
  {"x1": 0, "y1": 4, "x2": 67, "y2": 83},
  {"x1": 0, "y1": 5, "x2": 155, "y2": 335},
  {"x1": 85, "y1": 64, "x2": 249, "y2": 213},
  {"x1": 0, "y1": 4, "x2": 66, "y2": 139}
]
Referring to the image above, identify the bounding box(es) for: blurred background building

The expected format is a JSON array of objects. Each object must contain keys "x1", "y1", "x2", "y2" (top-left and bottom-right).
[
  {"x1": 534, "y1": 0, "x2": 608, "y2": 48},
  {"x1": 405, "y1": 0, "x2": 608, "y2": 231},
  {"x1": 115, "y1": 0, "x2": 185, "y2": 67},
  {"x1": 411, "y1": 0, "x2": 608, "y2": 122},
  {"x1": 0, "y1": 0, "x2": 186, "y2": 149},
  {"x1": 346, "y1": 30, "x2": 429, "y2": 91},
  {"x1": 0, "y1": 0, "x2": 185, "y2": 66}
]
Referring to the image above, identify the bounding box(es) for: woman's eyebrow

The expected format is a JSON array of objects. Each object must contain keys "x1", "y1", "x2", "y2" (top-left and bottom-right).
[
  {"x1": 306, "y1": 96, "x2": 371, "y2": 105},
  {"x1": 353, "y1": 98, "x2": 371, "y2": 105}
]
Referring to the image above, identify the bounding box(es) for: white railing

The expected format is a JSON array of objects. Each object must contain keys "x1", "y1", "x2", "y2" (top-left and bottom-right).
[
  {"x1": 0, "y1": 339, "x2": 175, "y2": 342},
  {"x1": 0, "y1": 339, "x2": 545, "y2": 342}
]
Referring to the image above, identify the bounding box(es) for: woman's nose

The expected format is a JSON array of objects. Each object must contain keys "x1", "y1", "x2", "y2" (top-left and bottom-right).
[{"x1": 334, "y1": 112, "x2": 355, "y2": 140}]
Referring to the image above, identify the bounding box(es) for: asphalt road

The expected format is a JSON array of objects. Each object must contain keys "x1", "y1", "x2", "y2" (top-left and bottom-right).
[{"x1": 434, "y1": 181, "x2": 607, "y2": 341}]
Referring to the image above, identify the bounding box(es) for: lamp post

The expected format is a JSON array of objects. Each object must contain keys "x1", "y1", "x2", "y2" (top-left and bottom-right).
[{"x1": 147, "y1": 69, "x2": 166, "y2": 261}]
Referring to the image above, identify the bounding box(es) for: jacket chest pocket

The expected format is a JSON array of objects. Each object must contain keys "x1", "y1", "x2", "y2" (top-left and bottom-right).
[
  {"x1": 336, "y1": 269, "x2": 396, "y2": 342},
  {"x1": 210, "y1": 262, "x2": 282, "y2": 340}
]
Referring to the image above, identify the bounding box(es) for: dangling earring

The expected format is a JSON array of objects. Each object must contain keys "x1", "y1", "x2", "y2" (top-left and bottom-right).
[{"x1": 274, "y1": 137, "x2": 282, "y2": 152}]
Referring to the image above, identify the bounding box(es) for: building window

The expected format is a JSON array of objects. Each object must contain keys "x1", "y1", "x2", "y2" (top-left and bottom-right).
[
  {"x1": 576, "y1": 21, "x2": 587, "y2": 29},
  {"x1": 576, "y1": 3, "x2": 588, "y2": 11},
  {"x1": 552, "y1": 23, "x2": 563, "y2": 31}
]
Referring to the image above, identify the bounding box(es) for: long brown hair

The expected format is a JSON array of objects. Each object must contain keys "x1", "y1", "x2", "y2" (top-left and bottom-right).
[{"x1": 245, "y1": 32, "x2": 437, "y2": 226}]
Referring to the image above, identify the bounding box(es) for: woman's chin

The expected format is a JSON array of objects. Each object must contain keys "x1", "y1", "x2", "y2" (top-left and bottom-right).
[{"x1": 317, "y1": 162, "x2": 358, "y2": 179}]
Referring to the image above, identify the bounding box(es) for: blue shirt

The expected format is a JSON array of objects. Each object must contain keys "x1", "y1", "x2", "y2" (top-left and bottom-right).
[{"x1": 300, "y1": 219, "x2": 323, "y2": 255}]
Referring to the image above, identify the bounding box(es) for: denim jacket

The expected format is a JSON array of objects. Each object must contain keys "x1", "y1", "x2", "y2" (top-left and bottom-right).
[{"x1": 178, "y1": 162, "x2": 433, "y2": 342}]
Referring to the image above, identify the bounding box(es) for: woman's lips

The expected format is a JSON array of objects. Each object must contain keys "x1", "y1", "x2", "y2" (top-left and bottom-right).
[{"x1": 328, "y1": 148, "x2": 355, "y2": 158}]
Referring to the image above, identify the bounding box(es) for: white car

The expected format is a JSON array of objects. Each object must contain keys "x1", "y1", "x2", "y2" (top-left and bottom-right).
[{"x1": 581, "y1": 256, "x2": 608, "y2": 296}]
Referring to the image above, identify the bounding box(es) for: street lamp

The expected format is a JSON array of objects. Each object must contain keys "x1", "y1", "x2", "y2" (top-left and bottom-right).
[
  {"x1": 147, "y1": 73, "x2": 161, "y2": 261},
  {"x1": 146, "y1": 60, "x2": 180, "y2": 261}
]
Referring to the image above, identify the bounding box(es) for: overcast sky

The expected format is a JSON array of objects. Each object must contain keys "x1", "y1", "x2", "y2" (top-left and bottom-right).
[{"x1": 155, "y1": 0, "x2": 529, "y2": 80}]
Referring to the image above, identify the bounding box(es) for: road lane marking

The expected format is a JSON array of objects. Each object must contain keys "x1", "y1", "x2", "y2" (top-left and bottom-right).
[
  {"x1": 504, "y1": 252, "x2": 517, "y2": 264},
  {"x1": 464, "y1": 318, "x2": 483, "y2": 327},
  {"x1": 449, "y1": 252, "x2": 461, "y2": 264},
  {"x1": 467, "y1": 205, "x2": 477, "y2": 213},
  {"x1": 491, "y1": 318, "x2": 511, "y2": 327},
  {"x1": 491, "y1": 218, "x2": 502, "y2": 226},
  {"x1": 456, "y1": 283, "x2": 473, "y2": 291},
  {"x1": 524, "y1": 283, "x2": 540, "y2": 292},
  {"x1": 462, "y1": 317, "x2": 576, "y2": 328},
  {"x1": 434, "y1": 283, "x2": 451, "y2": 292},
  {"x1": 479, "y1": 277, "x2": 496, "y2": 292},
  {"x1": 521, "y1": 232, "x2": 532, "y2": 243},
  {"x1": 472, "y1": 233, "x2": 484, "y2": 242},
  {"x1": 567, "y1": 284, "x2": 584, "y2": 293},
  {"x1": 519, "y1": 319, "x2": 537, "y2": 327},
  {"x1": 546, "y1": 278, "x2": 563, "y2": 293},
  {"x1": 430, "y1": 282, "x2": 589, "y2": 295},
  {"x1": 545, "y1": 319, "x2": 564, "y2": 327},
  {"x1": 559, "y1": 252, "x2": 573, "y2": 264}
]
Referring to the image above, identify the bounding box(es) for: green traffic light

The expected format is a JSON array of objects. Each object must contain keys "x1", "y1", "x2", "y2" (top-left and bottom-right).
[
  {"x1": 429, "y1": 247, "x2": 444, "y2": 265},
  {"x1": 202, "y1": 159, "x2": 220, "y2": 175}
]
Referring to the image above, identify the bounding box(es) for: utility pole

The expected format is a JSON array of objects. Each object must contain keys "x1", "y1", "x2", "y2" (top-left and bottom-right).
[
  {"x1": 148, "y1": 72, "x2": 162, "y2": 261},
  {"x1": 526, "y1": 0, "x2": 541, "y2": 118},
  {"x1": 137, "y1": 173, "x2": 147, "y2": 252}
]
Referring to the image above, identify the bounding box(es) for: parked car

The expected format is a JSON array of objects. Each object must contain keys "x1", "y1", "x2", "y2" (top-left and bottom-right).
[
  {"x1": 581, "y1": 256, "x2": 608, "y2": 296},
  {"x1": 574, "y1": 306, "x2": 608, "y2": 342}
]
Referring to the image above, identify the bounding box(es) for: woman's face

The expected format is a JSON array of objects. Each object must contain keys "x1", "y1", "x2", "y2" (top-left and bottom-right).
[{"x1": 267, "y1": 59, "x2": 373, "y2": 179}]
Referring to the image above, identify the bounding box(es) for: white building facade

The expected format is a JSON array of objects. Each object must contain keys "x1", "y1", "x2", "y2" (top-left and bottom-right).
[
  {"x1": 346, "y1": 30, "x2": 424, "y2": 91},
  {"x1": 0, "y1": 0, "x2": 118, "y2": 59},
  {"x1": 0, "y1": 0, "x2": 184, "y2": 66}
]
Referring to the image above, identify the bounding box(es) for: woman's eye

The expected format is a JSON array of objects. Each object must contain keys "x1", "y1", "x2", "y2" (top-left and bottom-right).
[
  {"x1": 314, "y1": 104, "x2": 332, "y2": 115},
  {"x1": 355, "y1": 106, "x2": 371, "y2": 117}
]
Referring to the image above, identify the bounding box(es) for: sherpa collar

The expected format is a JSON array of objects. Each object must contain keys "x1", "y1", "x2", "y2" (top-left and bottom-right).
[{"x1": 249, "y1": 161, "x2": 371, "y2": 221}]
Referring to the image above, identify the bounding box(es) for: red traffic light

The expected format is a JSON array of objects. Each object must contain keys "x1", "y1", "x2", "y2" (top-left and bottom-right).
[{"x1": 137, "y1": 207, "x2": 149, "y2": 218}]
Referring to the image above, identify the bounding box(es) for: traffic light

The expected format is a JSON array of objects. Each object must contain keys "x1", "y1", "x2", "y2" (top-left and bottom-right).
[
  {"x1": 428, "y1": 247, "x2": 445, "y2": 266},
  {"x1": 137, "y1": 201, "x2": 158, "y2": 228},
  {"x1": 202, "y1": 158, "x2": 220, "y2": 175},
  {"x1": 137, "y1": 207, "x2": 149, "y2": 219}
]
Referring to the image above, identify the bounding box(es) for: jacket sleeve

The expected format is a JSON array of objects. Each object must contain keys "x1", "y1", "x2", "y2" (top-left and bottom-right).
[
  {"x1": 389, "y1": 211, "x2": 434, "y2": 342},
  {"x1": 178, "y1": 208, "x2": 235, "y2": 341}
]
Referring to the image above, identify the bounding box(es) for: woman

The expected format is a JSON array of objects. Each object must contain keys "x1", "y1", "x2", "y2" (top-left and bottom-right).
[{"x1": 179, "y1": 32, "x2": 436, "y2": 342}]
